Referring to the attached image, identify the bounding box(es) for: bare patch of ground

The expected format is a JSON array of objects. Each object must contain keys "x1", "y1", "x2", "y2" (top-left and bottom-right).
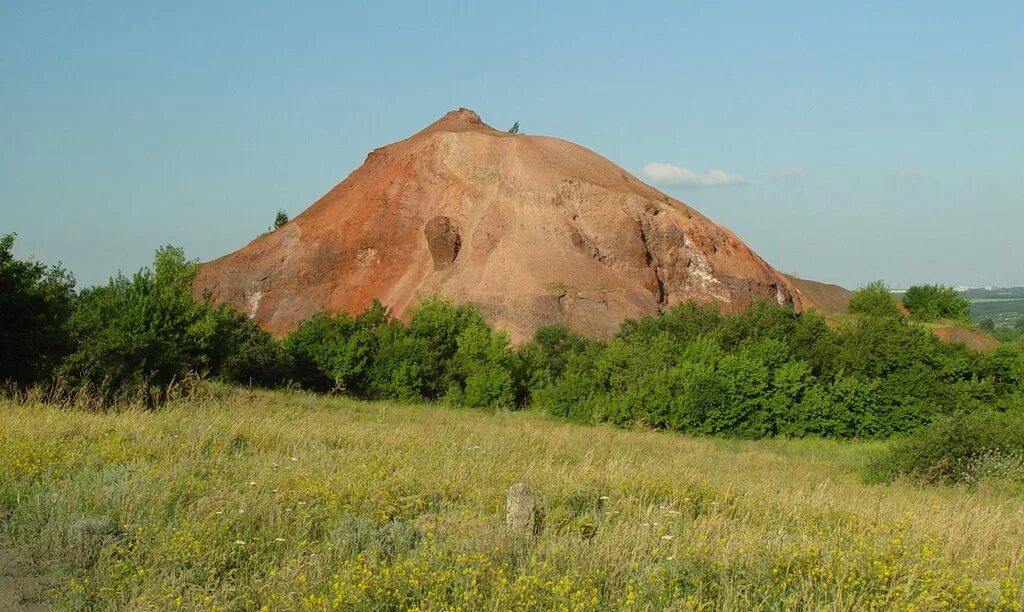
[{"x1": 0, "y1": 536, "x2": 52, "y2": 611}]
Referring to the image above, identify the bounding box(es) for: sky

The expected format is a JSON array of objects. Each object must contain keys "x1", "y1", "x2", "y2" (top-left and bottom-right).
[{"x1": 1, "y1": 1, "x2": 1021, "y2": 289}]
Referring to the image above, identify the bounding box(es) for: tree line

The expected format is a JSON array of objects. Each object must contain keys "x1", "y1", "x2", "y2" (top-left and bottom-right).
[{"x1": 2, "y1": 234, "x2": 1022, "y2": 439}]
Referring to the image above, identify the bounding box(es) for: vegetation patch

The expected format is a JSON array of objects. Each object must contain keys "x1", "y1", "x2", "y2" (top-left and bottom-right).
[
  {"x1": 867, "y1": 409, "x2": 1024, "y2": 486},
  {"x1": 2, "y1": 390, "x2": 1023, "y2": 609}
]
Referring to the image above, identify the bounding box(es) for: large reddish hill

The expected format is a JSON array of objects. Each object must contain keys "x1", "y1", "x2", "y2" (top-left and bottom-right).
[{"x1": 195, "y1": 108, "x2": 807, "y2": 342}]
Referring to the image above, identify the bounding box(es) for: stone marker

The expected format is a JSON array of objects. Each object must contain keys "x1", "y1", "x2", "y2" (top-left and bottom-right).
[{"x1": 506, "y1": 483, "x2": 542, "y2": 535}]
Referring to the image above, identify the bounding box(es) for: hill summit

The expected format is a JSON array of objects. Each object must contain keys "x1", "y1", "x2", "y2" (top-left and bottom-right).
[{"x1": 195, "y1": 108, "x2": 805, "y2": 341}]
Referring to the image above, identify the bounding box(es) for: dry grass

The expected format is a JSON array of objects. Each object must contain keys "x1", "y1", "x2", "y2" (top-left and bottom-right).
[{"x1": 1, "y1": 385, "x2": 1023, "y2": 610}]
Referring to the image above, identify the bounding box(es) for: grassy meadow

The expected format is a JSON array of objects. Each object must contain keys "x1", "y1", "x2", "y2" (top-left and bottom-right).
[{"x1": 2, "y1": 386, "x2": 1023, "y2": 610}]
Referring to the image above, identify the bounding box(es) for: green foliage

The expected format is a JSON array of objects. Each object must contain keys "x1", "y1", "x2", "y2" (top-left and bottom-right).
[
  {"x1": 848, "y1": 281, "x2": 901, "y2": 319},
  {"x1": 903, "y1": 284, "x2": 971, "y2": 323},
  {"x1": 7, "y1": 235, "x2": 1022, "y2": 441},
  {"x1": 279, "y1": 296, "x2": 524, "y2": 408},
  {"x1": 284, "y1": 305, "x2": 385, "y2": 393},
  {"x1": 995, "y1": 325, "x2": 1024, "y2": 343},
  {"x1": 867, "y1": 409, "x2": 1024, "y2": 485},
  {"x1": 208, "y1": 306, "x2": 292, "y2": 387},
  {"x1": 58, "y1": 246, "x2": 292, "y2": 402},
  {"x1": 272, "y1": 209, "x2": 289, "y2": 230},
  {"x1": 0, "y1": 233, "x2": 77, "y2": 383},
  {"x1": 518, "y1": 325, "x2": 591, "y2": 402},
  {"x1": 508, "y1": 121, "x2": 520, "y2": 135},
  {"x1": 444, "y1": 324, "x2": 517, "y2": 408},
  {"x1": 60, "y1": 246, "x2": 219, "y2": 401},
  {"x1": 370, "y1": 298, "x2": 521, "y2": 406},
  {"x1": 534, "y1": 300, "x2": 1023, "y2": 440}
]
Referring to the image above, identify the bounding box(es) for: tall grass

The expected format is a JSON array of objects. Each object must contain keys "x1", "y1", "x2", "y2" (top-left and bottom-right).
[{"x1": 1, "y1": 386, "x2": 1022, "y2": 609}]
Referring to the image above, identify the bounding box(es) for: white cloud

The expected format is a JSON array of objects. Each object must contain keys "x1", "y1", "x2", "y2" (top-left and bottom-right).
[{"x1": 642, "y1": 162, "x2": 748, "y2": 187}]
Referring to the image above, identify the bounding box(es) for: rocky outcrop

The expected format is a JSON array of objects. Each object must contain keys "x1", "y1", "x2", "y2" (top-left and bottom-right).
[{"x1": 195, "y1": 108, "x2": 805, "y2": 342}]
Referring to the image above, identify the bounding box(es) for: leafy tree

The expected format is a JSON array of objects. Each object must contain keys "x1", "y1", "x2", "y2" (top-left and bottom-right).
[
  {"x1": 208, "y1": 306, "x2": 292, "y2": 387},
  {"x1": 61, "y1": 246, "x2": 218, "y2": 402},
  {"x1": 508, "y1": 122, "x2": 520, "y2": 135},
  {"x1": 518, "y1": 325, "x2": 590, "y2": 400},
  {"x1": 618, "y1": 301, "x2": 722, "y2": 345},
  {"x1": 368, "y1": 298, "x2": 494, "y2": 402},
  {"x1": 0, "y1": 233, "x2": 77, "y2": 384},
  {"x1": 368, "y1": 322, "x2": 437, "y2": 401},
  {"x1": 284, "y1": 302, "x2": 388, "y2": 393},
  {"x1": 445, "y1": 324, "x2": 518, "y2": 408}
]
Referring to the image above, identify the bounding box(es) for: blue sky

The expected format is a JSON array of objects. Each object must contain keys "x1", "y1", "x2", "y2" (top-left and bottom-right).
[{"x1": 1, "y1": 1, "x2": 1021, "y2": 289}]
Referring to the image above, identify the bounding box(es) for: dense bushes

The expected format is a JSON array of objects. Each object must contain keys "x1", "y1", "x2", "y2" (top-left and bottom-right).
[
  {"x1": 867, "y1": 409, "x2": 1024, "y2": 485},
  {"x1": 58, "y1": 246, "x2": 289, "y2": 402},
  {"x1": 902, "y1": 284, "x2": 971, "y2": 323},
  {"x1": 285, "y1": 297, "x2": 520, "y2": 407},
  {"x1": 848, "y1": 281, "x2": 901, "y2": 319},
  {"x1": 0, "y1": 234, "x2": 77, "y2": 383},
  {"x1": 532, "y1": 300, "x2": 1022, "y2": 439},
  {"x1": 1, "y1": 243, "x2": 287, "y2": 401},
  {"x1": 3, "y1": 241, "x2": 1023, "y2": 443}
]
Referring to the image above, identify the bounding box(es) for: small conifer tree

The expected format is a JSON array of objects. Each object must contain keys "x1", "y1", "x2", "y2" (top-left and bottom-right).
[{"x1": 273, "y1": 209, "x2": 289, "y2": 230}]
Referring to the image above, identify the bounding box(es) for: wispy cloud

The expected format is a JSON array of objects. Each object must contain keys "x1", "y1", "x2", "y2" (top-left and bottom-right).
[{"x1": 642, "y1": 162, "x2": 748, "y2": 188}]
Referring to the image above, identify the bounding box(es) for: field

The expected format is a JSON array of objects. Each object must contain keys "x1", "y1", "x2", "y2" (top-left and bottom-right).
[
  {"x1": 970, "y1": 299, "x2": 1024, "y2": 329},
  {"x1": 2, "y1": 387, "x2": 1024, "y2": 610}
]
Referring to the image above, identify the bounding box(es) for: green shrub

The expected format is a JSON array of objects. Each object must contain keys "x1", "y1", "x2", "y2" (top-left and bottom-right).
[
  {"x1": 368, "y1": 298, "x2": 486, "y2": 401},
  {"x1": 284, "y1": 304, "x2": 385, "y2": 393},
  {"x1": 902, "y1": 284, "x2": 971, "y2": 323},
  {"x1": 0, "y1": 233, "x2": 77, "y2": 384},
  {"x1": 867, "y1": 409, "x2": 1024, "y2": 485},
  {"x1": 368, "y1": 323, "x2": 438, "y2": 401},
  {"x1": 517, "y1": 325, "x2": 590, "y2": 401},
  {"x1": 848, "y1": 281, "x2": 901, "y2": 319},
  {"x1": 530, "y1": 298, "x2": 1024, "y2": 439},
  {"x1": 60, "y1": 246, "x2": 218, "y2": 402},
  {"x1": 208, "y1": 306, "x2": 292, "y2": 387},
  {"x1": 444, "y1": 324, "x2": 518, "y2": 408}
]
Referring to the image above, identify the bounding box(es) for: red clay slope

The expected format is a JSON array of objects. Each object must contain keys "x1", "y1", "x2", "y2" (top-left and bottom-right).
[{"x1": 195, "y1": 109, "x2": 806, "y2": 343}]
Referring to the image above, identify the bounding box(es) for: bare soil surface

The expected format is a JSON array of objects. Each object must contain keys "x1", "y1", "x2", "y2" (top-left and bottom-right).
[
  {"x1": 196, "y1": 108, "x2": 804, "y2": 343},
  {"x1": 0, "y1": 536, "x2": 51, "y2": 611},
  {"x1": 931, "y1": 325, "x2": 1000, "y2": 351},
  {"x1": 783, "y1": 274, "x2": 852, "y2": 317}
]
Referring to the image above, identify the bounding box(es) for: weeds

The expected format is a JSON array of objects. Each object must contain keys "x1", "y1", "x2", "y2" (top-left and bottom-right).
[{"x1": 2, "y1": 387, "x2": 1023, "y2": 609}]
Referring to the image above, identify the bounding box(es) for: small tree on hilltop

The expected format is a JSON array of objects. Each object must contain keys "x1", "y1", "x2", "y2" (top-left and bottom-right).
[
  {"x1": 508, "y1": 122, "x2": 520, "y2": 135},
  {"x1": 272, "y1": 210, "x2": 289, "y2": 231}
]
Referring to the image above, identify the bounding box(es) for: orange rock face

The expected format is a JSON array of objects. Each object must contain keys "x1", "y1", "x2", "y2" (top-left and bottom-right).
[{"x1": 195, "y1": 109, "x2": 804, "y2": 343}]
